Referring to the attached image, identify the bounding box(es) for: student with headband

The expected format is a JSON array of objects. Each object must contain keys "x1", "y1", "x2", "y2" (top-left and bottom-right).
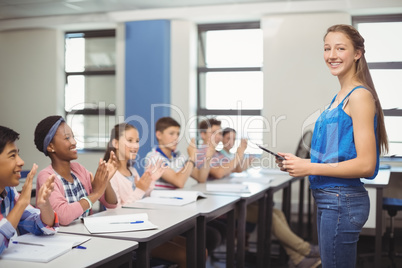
[{"x1": 34, "y1": 115, "x2": 118, "y2": 225}]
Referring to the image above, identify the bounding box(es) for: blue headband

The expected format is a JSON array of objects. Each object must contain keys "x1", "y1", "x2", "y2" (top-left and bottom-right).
[{"x1": 43, "y1": 117, "x2": 65, "y2": 156}]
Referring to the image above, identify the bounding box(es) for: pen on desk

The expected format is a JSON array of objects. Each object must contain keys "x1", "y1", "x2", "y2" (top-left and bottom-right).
[
  {"x1": 12, "y1": 241, "x2": 45, "y2": 246},
  {"x1": 109, "y1": 220, "x2": 144, "y2": 224},
  {"x1": 159, "y1": 196, "x2": 183, "y2": 200}
]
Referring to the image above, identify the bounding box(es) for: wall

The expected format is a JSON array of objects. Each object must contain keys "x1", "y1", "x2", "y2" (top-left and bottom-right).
[{"x1": 0, "y1": 28, "x2": 65, "y2": 171}]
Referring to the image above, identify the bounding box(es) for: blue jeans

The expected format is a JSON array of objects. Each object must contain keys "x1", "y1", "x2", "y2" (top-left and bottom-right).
[{"x1": 312, "y1": 186, "x2": 369, "y2": 268}]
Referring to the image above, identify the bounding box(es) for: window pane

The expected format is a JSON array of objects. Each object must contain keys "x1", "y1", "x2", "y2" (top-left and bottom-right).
[
  {"x1": 357, "y1": 22, "x2": 402, "y2": 62},
  {"x1": 204, "y1": 71, "x2": 263, "y2": 109},
  {"x1": 65, "y1": 75, "x2": 116, "y2": 111},
  {"x1": 66, "y1": 114, "x2": 117, "y2": 150},
  {"x1": 215, "y1": 115, "x2": 265, "y2": 155},
  {"x1": 205, "y1": 29, "x2": 262, "y2": 67},
  {"x1": 384, "y1": 116, "x2": 402, "y2": 156},
  {"x1": 65, "y1": 36, "x2": 115, "y2": 72},
  {"x1": 371, "y1": 69, "x2": 402, "y2": 109}
]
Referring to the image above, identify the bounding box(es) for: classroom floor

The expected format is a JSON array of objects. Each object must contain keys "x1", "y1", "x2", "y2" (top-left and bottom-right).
[{"x1": 205, "y1": 223, "x2": 402, "y2": 268}]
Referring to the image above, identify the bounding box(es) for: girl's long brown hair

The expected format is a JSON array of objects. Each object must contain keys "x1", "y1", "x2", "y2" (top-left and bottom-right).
[
  {"x1": 325, "y1": 24, "x2": 389, "y2": 154},
  {"x1": 103, "y1": 123, "x2": 137, "y2": 167}
]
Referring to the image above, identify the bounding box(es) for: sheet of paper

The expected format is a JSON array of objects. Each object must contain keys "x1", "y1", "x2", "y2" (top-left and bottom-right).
[
  {"x1": 83, "y1": 213, "x2": 157, "y2": 233},
  {"x1": 0, "y1": 233, "x2": 89, "y2": 263}
]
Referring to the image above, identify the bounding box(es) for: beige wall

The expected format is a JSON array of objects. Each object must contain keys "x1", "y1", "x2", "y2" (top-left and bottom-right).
[{"x1": 0, "y1": 28, "x2": 65, "y2": 171}]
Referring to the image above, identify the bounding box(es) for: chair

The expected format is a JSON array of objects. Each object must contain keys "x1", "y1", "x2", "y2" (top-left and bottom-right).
[{"x1": 382, "y1": 197, "x2": 402, "y2": 268}]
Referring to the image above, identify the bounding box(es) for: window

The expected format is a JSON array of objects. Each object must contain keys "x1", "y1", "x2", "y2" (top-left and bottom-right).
[
  {"x1": 197, "y1": 22, "x2": 263, "y2": 154},
  {"x1": 354, "y1": 15, "x2": 402, "y2": 156},
  {"x1": 65, "y1": 30, "x2": 116, "y2": 150}
]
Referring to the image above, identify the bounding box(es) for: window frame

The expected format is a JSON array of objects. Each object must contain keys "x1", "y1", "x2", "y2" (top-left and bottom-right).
[
  {"x1": 353, "y1": 14, "x2": 402, "y2": 117},
  {"x1": 64, "y1": 29, "x2": 116, "y2": 151},
  {"x1": 197, "y1": 21, "x2": 262, "y2": 118}
]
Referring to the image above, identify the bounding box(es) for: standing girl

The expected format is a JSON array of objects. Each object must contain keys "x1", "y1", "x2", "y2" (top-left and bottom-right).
[
  {"x1": 34, "y1": 116, "x2": 118, "y2": 226},
  {"x1": 277, "y1": 24, "x2": 388, "y2": 267}
]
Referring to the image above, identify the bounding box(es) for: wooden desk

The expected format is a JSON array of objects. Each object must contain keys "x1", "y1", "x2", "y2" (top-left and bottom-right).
[
  {"x1": 0, "y1": 234, "x2": 137, "y2": 268},
  {"x1": 59, "y1": 208, "x2": 198, "y2": 268},
  {"x1": 362, "y1": 168, "x2": 391, "y2": 268}
]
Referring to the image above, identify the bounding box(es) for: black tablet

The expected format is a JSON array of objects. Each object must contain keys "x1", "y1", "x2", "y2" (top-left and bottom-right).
[{"x1": 257, "y1": 145, "x2": 285, "y2": 161}]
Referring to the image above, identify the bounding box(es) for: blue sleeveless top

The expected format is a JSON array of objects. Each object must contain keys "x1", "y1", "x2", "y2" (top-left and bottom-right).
[{"x1": 309, "y1": 86, "x2": 379, "y2": 189}]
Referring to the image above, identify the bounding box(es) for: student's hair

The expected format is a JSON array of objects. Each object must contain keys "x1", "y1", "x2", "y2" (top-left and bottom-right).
[
  {"x1": 222, "y1": 127, "x2": 236, "y2": 137},
  {"x1": 199, "y1": 118, "x2": 221, "y2": 133},
  {"x1": 34, "y1": 115, "x2": 64, "y2": 155},
  {"x1": 155, "y1": 117, "x2": 180, "y2": 133},
  {"x1": 324, "y1": 24, "x2": 388, "y2": 154},
  {"x1": 0, "y1": 126, "x2": 19, "y2": 154},
  {"x1": 103, "y1": 123, "x2": 137, "y2": 165}
]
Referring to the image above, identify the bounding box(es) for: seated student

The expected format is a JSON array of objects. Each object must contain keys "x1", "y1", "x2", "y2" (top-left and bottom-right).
[
  {"x1": 196, "y1": 118, "x2": 247, "y2": 180},
  {"x1": 220, "y1": 127, "x2": 254, "y2": 172},
  {"x1": 202, "y1": 122, "x2": 321, "y2": 268},
  {"x1": 34, "y1": 116, "x2": 118, "y2": 226},
  {"x1": 145, "y1": 116, "x2": 212, "y2": 189},
  {"x1": 104, "y1": 122, "x2": 189, "y2": 267},
  {"x1": 103, "y1": 123, "x2": 166, "y2": 206},
  {"x1": 145, "y1": 116, "x2": 223, "y2": 256},
  {"x1": 0, "y1": 126, "x2": 59, "y2": 255}
]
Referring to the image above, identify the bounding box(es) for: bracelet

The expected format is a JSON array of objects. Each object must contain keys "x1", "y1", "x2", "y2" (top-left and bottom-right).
[
  {"x1": 187, "y1": 159, "x2": 196, "y2": 168},
  {"x1": 80, "y1": 196, "x2": 93, "y2": 211}
]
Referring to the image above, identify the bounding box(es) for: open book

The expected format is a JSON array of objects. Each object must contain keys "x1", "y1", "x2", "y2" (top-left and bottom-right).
[
  {"x1": 0, "y1": 233, "x2": 90, "y2": 263},
  {"x1": 83, "y1": 212, "x2": 157, "y2": 234},
  {"x1": 123, "y1": 190, "x2": 207, "y2": 208},
  {"x1": 206, "y1": 182, "x2": 249, "y2": 193}
]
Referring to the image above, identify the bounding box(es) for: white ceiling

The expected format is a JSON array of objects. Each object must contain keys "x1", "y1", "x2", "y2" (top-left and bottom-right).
[{"x1": 0, "y1": 0, "x2": 280, "y2": 20}]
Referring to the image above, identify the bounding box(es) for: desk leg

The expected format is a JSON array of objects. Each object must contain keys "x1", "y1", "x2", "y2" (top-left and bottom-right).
[
  {"x1": 197, "y1": 217, "x2": 206, "y2": 268},
  {"x1": 265, "y1": 189, "x2": 274, "y2": 267},
  {"x1": 374, "y1": 188, "x2": 383, "y2": 268},
  {"x1": 227, "y1": 209, "x2": 235, "y2": 268},
  {"x1": 236, "y1": 199, "x2": 247, "y2": 268},
  {"x1": 282, "y1": 182, "x2": 291, "y2": 222},
  {"x1": 257, "y1": 193, "x2": 267, "y2": 268},
  {"x1": 186, "y1": 224, "x2": 197, "y2": 268},
  {"x1": 136, "y1": 243, "x2": 150, "y2": 268}
]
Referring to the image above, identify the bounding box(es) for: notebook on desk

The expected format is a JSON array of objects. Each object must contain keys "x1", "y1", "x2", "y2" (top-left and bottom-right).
[
  {"x1": 83, "y1": 212, "x2": 157, "y2": 234},
  {"x1": 0, "y1": 233, "x2": 90, "y2": 263},
  {"x1": 123, "y1": 190, "x2": 207, "y2": 208}
]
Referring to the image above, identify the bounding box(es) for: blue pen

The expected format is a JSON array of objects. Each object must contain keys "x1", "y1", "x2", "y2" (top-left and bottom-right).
[
  {"x1": 74, "y1": 245, "x2": 87, "y2": 249},
  {"x1": 109, "y1": 220, "x2": 144, "y2": 224},
  {"x1": 12, "y1": 241, "x2": 44, "y2": 246},
  {"x1": 159, "y1": 196, "x2": 183, "y2": 200}
]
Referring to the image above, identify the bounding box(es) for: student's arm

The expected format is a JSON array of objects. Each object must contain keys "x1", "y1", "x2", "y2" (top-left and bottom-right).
[
  {"x1": 192, "y1": 142, "x2": 215, "y2": 183},
  {"x1": 160, "y1": 161, "x2": 195, "y2": 189},
  {"x1": 6, "y1": 164, "x2": 37, "y2": 229},
  {"x1": 209, "y1": 139, "x2": 247, "y2": 179},
  {"x1": 89, "y1": 159, "x2": 117, "y2": 209},
  {"x1": 103, "y1": 151, "x2": 118, "y2": 205},
  {"x1": 279, "y1": 89, "x2": 377, "y2": 178},
  {"x1": 36, "y1": 174, "x2": 56, "y2": 226},
  {"x1": 37, "y1": 169, "x2": 84, "y2": 226}
]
